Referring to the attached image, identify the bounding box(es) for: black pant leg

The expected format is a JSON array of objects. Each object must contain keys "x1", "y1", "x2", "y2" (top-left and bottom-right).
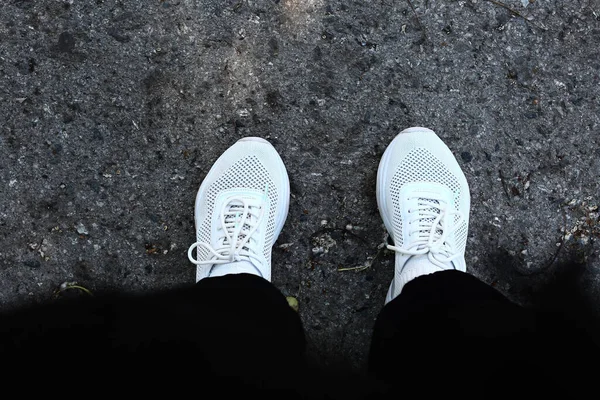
[
  {"x1": 0, "y1": 273, "x2": 307, "y2": 397},
  {"x1": 369, "y1": 270, "x2": 597, "y2": 396}
]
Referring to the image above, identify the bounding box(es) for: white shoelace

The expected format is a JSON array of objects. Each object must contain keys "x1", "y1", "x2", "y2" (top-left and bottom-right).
[
  {"x1": 387, "y1": 196, "x2": 464, "y2": 269},
  {"x1": 188, "y1": 196, "x2": 265, "y2": 269}
]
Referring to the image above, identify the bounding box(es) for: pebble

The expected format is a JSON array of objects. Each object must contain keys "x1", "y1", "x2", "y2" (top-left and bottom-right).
[
  {"x1": 286, "y1": 296, "x2": 299, "y2": 312},
  {"x1": 58, "y1": 31, "x2": 75, "y2": 53},
  {"x1": 76, "y1": 223, "x2": 89, "y2": 235},
  {"x1": 461, "y1": 151, "x2": 473, "y2": 163}
]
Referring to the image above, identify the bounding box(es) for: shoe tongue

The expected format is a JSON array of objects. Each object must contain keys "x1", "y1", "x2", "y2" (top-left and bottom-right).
[
  {"x1": 228, "y1": 195, "x2": 261, "y2": 207},
  {"x1": 208, "y1": 261, "x2": 263, "y2": 278},
  {"x1": 400, "y1": 254, "x2": 453, "y2": 274}
]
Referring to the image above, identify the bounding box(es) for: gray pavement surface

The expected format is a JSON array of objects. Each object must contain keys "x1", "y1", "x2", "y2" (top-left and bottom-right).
[{"x1": 1, "y1": 0, "x2": 600, "y2": 369}]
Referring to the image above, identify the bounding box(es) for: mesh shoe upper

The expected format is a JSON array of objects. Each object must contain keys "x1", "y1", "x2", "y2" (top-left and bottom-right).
[
  {"x1": 390, "y1": 147, "x2": 468, "y2": 255},
  {"x1": 377, "y1": 127, "x2": 470, "y2": 302},
  {"x1": 197, "y1": 155, "x2": 278, "y2": 266},
  {"x1": 188, "y1": 138, "x2": 289, "y2": 282}
]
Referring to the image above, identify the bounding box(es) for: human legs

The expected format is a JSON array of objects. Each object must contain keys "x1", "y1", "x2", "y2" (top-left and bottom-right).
[
  {"x1": 0, "y1": 137, "x2": 309, "y2": 396},
  {"x1": 369, "y1": 127, "x2": 598, "y2": 396},
  {"x1": 369, "y1": 269, "x2": 599, "y2": 396},
  {"x1": 369, "y1": 270, "x2": 536, "y2": 395},
  {"x1": 0, "y1": 273, "x2": 306, "y2": 395}
]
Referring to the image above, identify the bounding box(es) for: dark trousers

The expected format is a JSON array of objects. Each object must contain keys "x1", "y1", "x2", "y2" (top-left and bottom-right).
[{"x1": 0, "y1": 271, "x2": 596, "y2": 397}]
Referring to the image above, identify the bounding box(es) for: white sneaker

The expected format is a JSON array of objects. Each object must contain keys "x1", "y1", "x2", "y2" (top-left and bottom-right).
[
  {"x1": 187, "y1": 137, "x2": 290, "y2": 282},
  {"x1": 377, "y1": 127, "x2": 470, "y2": 303}
]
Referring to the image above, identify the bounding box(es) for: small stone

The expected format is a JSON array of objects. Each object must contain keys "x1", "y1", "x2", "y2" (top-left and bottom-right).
[
  {"x1": 345, "y1": 224, "x2": 353, "y2": 230},
  {"x1": 24, "y1": 260, "x2": 41, "y2": 269},
  {"x1": 58, "y1": 31, "x2": 75, "y2": 53},
  {"x1": 63, "y1": 113, "x2": 74, "y2": 123},
  {"x1": 107, "y1": 28, "x2": 130, "y2": 43},
  {"x1": 461, "y1": 151, "x2": 473, "y2": 163},
  {"x1": 76, "y1": 223, "x2": 89, "y2": 235},
  {"x1": 524, "y1": 112, "x2": 538, "y2": 119},
  {"x1": 286, "y1": 296, "x2": 299, "y2": 312},
  {"x1": 321, "y1": 220, "x2": 328, "y2": 226}
]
